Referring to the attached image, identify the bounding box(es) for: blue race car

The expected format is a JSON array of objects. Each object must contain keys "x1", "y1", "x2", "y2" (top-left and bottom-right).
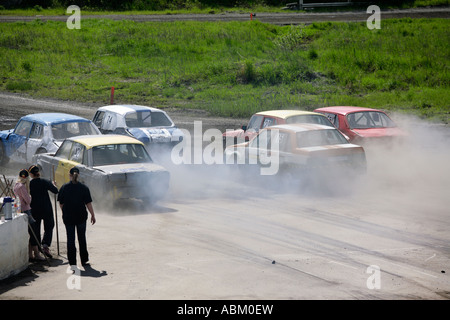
[
  {"x1": 0, "y1": 113, "x2": 101, "y2": 166},
  {"x1": 92, "y1": 105, "x2": 184, "y2": 155}
]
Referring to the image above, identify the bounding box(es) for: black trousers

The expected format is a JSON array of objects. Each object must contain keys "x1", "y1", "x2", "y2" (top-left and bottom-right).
[
  {"x1": 33, "y1": 214, "x2": 54, "y2": 247},
  {"x1": 65, "y1": 222, "x2": 89, "y2": 266}
]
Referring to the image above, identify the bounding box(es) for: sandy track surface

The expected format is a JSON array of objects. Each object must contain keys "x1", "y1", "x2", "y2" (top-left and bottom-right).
[{"x1": 0, "y1": 92, "x2": 449, "y2": 300}]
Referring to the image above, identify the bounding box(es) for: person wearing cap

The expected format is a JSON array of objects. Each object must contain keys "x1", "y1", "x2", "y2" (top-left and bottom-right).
[
  {"x1": 13, "y1": 169, "x2": 45, "y2": 262},
  {"x1": 57, "y1": 166, "x2": 96, "y2": 268},
  {"x1": 28, "y1": 165, "x2": 59, "y2": 259}
]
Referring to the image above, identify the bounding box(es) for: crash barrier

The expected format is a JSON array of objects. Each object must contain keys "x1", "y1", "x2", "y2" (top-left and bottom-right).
[
  {"x1": 0, "y1": 213, "x2": 29, "y2": 280},
  {"x1": 284, "y1": 0, "x2": 363, "y2": 10}
]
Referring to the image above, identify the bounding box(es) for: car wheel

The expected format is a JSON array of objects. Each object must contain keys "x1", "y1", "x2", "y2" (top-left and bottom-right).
[
  {"x1": 0, "y1": 142, "x2": 9, "y2": 165},
  {"x1": 35, "y1": 148, "x2": 47, "y2": 154}
]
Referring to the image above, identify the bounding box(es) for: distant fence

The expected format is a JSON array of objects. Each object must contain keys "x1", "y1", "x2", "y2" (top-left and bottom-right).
[{"x1": 284, "y1": 0, "x2": 364, "y2": 10}]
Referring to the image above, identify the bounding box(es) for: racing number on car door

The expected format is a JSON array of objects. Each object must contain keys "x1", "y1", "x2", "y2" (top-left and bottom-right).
[{"x1": 26, "y1": 123, "x2": 44, "y2": 163}]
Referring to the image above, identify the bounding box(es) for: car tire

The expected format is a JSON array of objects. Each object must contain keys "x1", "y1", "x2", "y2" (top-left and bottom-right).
[{"x1": 0, "y1": 142, "x2": 9, "y2": 165}]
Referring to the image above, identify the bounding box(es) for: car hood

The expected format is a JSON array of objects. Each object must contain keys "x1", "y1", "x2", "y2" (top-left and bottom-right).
[
  {"x1": 129, "y1": 127, "x2": 183, "y2": 143},
  {"x1": 351, "y1": 127, "x2": 406, "y2": 138},
  {"x1": 0, "y1": 129, "x2": 13, "y2": 137},
  {"x1": 93, "y1": 162, "x2": 169, "y2": 174}
]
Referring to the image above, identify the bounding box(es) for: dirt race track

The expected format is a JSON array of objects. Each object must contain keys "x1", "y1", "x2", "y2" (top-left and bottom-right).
[
  {"x1": 0, "y1": 7, "x2": 449, "y2": 25},
  {"x1": 0, "y1": 91, "x2": 449, "y2": 302}
]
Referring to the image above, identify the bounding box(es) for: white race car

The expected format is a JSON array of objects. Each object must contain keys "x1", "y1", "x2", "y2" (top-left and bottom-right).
[{"x1": 92, "y1": 105, "x2": 184, "y2": 157}]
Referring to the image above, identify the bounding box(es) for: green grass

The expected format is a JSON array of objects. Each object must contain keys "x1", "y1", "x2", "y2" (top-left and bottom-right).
[{"x1": 0, "y1": 18, "x2": 448, "y2": 123}]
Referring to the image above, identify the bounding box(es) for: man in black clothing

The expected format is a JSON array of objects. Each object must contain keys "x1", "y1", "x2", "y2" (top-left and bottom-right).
[
  {"x1": 28, "y1": 165, "x2": 59, "y2": 259},
  {"x1": 58, "y1": 166, "x2": 96, "y2": 268}
]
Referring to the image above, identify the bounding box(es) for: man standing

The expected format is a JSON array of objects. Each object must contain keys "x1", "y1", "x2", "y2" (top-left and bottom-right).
[
  {"x1": 28, "y1": 165, "x2": 58, "y2": 259},
  {"x1": 58, "y1": 167, "x2": 96, "y2": 268}
]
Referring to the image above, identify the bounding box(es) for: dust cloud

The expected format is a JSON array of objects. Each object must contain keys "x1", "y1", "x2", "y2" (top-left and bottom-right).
[
  {"x1": 357, "y1": 114, "x2": 450, "y2": 209},
  {"x1": 155, "y1": 115, "x2": 450, "y2": 218}
]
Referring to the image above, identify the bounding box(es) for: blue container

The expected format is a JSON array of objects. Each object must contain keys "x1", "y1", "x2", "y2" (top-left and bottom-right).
[{"x1": 3, "y1": 197, "x2": 14, "y2": 220}]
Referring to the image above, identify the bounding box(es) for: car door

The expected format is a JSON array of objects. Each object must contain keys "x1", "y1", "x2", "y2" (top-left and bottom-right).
[
  {"x1": 8, "y1": 119, "x2": 33, "y2": 163},
  {"x1": 94, "y1": 110, "x2": 117, "y2": 134},
  {"x1": 26, "y1": 122, "x2": 45, "y2": 163},
  {"x1": 61, "y1": 142, "x2": 86, "y2": 183},
  {"x1": 53, "y1": 140, "x2": 73, "y2": 186}
]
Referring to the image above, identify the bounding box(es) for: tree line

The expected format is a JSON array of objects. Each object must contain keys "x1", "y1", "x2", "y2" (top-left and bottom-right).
[{"x1": 2, "y1": 0, "x2": 417, "y2": 10}]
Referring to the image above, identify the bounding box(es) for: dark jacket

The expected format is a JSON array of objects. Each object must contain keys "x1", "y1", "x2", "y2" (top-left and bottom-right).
[
  {"x1": 29, "y1": 177, "x2": 58, "y2": 218},
  {"x1": 58, "y1": 181, "x2": 93, "y2": 225}
]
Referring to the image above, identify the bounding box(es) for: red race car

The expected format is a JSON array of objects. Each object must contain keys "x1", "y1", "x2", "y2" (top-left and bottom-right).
[{"x1": 314, "y1": 106, "x2": 406, "y2": 145}]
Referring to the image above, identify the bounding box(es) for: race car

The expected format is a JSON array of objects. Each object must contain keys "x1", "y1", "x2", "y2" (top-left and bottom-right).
[
  {"x1": 222, "y1": 110, "x2": 336, "y2": 148},
  {"x1": 92, "y1": 105, "x2": 184, "y2": 156},
  {"x1": 0, "y1": 113, "x2": 101, "y2": 166},
  {"x1": 32, "y1": 135, "x2": 170, "y2": 206},
  {"x1": 224, "y1": 123, "x2": 366, "y2": 177},
  {"x1": 314, "y1": 106, "x2": 406, "y2": 145}
]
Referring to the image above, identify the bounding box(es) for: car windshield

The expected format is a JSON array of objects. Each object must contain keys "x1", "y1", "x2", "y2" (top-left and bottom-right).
[
  {"x1": 286, "y1": 115, "x2": 334, "y2": 127},
  {"x1": 51, "y1": 121, "x2": 99, "y2": 140},
  {"x1": 125, "y1": 111, "x2": 173, "y2": 128},
  {"x1": 92, "y1": 143, "x2": 152, "y2": 166},
  {"x1": 346, "y1": 111, "x2": 396, "y2": 129},
  {"x1": 296, "y1": 129, "x2": 348, "y2": 148}
]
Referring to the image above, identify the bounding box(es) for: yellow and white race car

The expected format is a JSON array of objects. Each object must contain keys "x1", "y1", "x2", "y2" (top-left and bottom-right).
[{"x1": 32, "y1": 135, "x2": 170, "y2": 206}]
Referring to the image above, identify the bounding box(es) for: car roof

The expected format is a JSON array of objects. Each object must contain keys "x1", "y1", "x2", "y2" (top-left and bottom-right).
[
  {"x1": 314, "y1": 106, "x2": 385, "y2": 115},
  {"x1": 255, "y1": 110, "x2": 325, "y2": 119},
  {"x1": 98, "y1": 104, "x2": 166, "y2": 116},
  {"x1": 268, "y1": 123, "x2": 336, "y2": 133},
  {"x1": 67, "y1": 134, "x2": 144, "y2": 149},
  {"x1": 21, "y1": 113, "x2": 91, "y2": 125}
]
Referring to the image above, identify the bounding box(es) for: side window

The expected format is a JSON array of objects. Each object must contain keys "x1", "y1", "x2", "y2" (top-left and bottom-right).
[
  {"x1": 14, "y1": 120, "x2": 33, "y2": 137},
  {"x1": 55, "y1": 140, "x2": 73, "y2": 160},
  {"x1": 69, "y1": 142, "x2": 84, "y2": 163},
  {"x1": 247, "y1": 115, "x2": 264, "y2": 131},
  {"x1": 29, "y1": 123, "x2": 44, "y2": 139},
  {"x1": 322, "y1": 113, "x2": 339, "y2": 128},
  {"x1": 93, "y1": 111, "x2": 105, "y2": 128},
  {"x1": 125, "y1": 112, "x2": 140, "y2": 128},
  {"x1": 262, "y1": 117, "x2": 276, "y2": 129}
]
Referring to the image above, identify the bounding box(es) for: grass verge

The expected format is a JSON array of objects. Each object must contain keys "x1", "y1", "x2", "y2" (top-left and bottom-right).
[{"x1": 0, "y1": 17, "x2": 448, "y2": 123}]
